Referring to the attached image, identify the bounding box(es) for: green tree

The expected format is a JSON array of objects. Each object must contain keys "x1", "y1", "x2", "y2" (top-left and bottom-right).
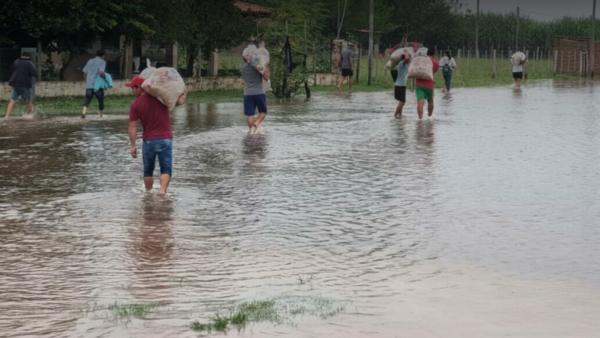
[{"x1": 0, "y1": 0, "x2": 152, "y2": 79}]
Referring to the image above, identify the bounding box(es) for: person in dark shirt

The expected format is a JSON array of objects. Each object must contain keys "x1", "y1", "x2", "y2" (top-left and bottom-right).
[
  {"x1": 5, "y1": 52, "x2": 38, "y2": 119},
  {"x1": 127, "y1": 75, "x2": 188, "y2": 194}
]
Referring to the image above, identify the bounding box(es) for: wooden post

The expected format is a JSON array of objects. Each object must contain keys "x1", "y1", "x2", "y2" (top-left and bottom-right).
[
  {"x1": 457, "y1": 48, "x2": 461, "y2": 76},
  {"x1": 591, "y1": 0, "x2": 597, "y2": 78},
  {"x1": 367, "y1": 0, "x2": 374, "y2": 85},
  {"x1": 313, "y1": 40, "x2": 317, "y2": 85},
  {"x1": 356, "y1": 44, "x2": 361, "y2": 83},
  {"x1": 467, "y1": 50, "x2": 470, "y2": 75},
  {"x1": 492, "y1": 49, "x2": 497, "y2": 78}
]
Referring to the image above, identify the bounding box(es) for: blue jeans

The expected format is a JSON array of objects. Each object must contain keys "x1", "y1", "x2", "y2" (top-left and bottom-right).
[
  {"x1": 443, "y1": 71, "x2": 452, "y2": 91},
  {"x1": 84, "y1": 88, "x2": 105, "y2": 110},
  {"x1": 142, "y1": 139, "x2": 173, "y2": 177}
]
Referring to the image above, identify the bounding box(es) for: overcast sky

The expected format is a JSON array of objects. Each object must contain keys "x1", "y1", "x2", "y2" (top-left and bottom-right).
[{"x1": 461, "y1": 0, "x2": 596, "y2": 21}]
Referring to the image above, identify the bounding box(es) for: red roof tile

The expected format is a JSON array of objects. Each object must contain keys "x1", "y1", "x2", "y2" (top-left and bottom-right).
[{"x1": 234, "y1": 1, "x2": 274, "y2": 14}]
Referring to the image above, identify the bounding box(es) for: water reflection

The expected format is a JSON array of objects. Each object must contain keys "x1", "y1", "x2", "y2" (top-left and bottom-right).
[
  {"x1": 128, "y1": 194, "x2": 175, "y2": 299},
  {"x1": 1, "y1": 84, "x2": 600, "y2": 338}
]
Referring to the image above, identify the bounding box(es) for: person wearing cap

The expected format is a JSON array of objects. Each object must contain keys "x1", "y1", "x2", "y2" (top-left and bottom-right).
[
  {"x1": 5, "y1": 52, "x2": 38, "y2": 119},
  {"x1": 336, "y1": 42, "x2": 355, "y2": 92},
  {"x1": 81, "y1": 49, "x2": 107, "y2": 119},
  {"x1": 126, "y1": 75, "x2": 188, "y2": 194}
]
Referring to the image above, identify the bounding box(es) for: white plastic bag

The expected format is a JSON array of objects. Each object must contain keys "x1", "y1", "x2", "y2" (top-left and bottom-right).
[
  {"x1": 252, "y1": 48, "x2": 270, "y2": 71},
  {"x1": 407, "y1": 56, "x2": 433, "y2": 80},
  {"x1": 141, "y1": 67, "x2": 185, "y2": 110},
  {"x1": 415, "y1": 47, "x2": 429, "y2": 57},
  {"x1": 511, "y1": 52, "x2": 527, "y2": 65}
]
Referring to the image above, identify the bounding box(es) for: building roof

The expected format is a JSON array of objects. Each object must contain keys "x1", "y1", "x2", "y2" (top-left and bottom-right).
[{"x1": 234, "y1": 1, "x2": 275, "y2": 14}]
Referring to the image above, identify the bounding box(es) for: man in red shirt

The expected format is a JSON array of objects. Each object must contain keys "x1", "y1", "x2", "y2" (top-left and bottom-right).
[
  {"x1": 127, "y1": 76, "x2": 188, "y2": 194},
  {"x1": 415, "y1": 48, "x2": 440, "y2": 119}
]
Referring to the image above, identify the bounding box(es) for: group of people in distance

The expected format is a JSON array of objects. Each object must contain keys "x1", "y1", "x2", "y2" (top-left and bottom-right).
[
  {"x1": 336, "y1": 43, "x2": 528, "y2": 120},
  {"x1": 335, "y1": 43, "x2": 457, "y2": 120}
]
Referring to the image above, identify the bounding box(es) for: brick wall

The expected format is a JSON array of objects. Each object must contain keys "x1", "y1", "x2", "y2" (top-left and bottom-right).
[{"x1": 553, "y1": 36, "x2": 599, "y2": 76}]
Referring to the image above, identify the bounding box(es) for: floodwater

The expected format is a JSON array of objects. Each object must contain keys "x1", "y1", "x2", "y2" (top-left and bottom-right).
[{"x1": 1, "y1": 81, "x2": 599, "y2": 338}]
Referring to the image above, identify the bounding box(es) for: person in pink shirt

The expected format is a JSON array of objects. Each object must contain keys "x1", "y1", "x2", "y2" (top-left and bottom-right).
[{"x1": 415, "y1": 48, "x2": 440, "y2": 119}]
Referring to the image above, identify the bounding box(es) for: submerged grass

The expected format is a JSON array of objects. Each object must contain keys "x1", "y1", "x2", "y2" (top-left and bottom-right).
[
  {"x1": 190, "y1": 296, "x2": 348, "y2": 333},
  {"x1": 105, "y1": 301, "x2": 166, "y2": 320}
]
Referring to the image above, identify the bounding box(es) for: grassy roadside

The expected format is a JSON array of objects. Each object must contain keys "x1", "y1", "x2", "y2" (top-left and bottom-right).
[{"x1": 1, "y1": 72, "x2": 581, "y2": 116}]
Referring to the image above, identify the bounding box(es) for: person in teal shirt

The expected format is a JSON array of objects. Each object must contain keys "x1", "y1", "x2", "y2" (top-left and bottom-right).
[{"x1": 394, "y1": 49, "x2": 411, "y2": 118}]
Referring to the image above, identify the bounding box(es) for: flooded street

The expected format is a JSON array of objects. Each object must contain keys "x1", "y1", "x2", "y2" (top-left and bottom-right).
[{"x1": 1, "y1": 81, "x2": 599, "y2": 338}]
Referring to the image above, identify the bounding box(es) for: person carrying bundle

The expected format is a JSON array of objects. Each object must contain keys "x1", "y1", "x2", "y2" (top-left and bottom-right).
[
  {"x1": 241, "y1": 45, "x2": 271, "y2": 134},
  {"x1": 409, "y1": 48, "x2": 439, "y2": 119},
  {"x1": 393, "y1": 48, "x2": 412, "y2": 119},
  {"x1": 127, "y1": 75, "x2": 188, "y2": 194},
  {"x1": 511, "y1": 51, "x2": 527, "y2": 89}
]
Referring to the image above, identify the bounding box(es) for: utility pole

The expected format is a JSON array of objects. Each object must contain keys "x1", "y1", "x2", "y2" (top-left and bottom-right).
[
  {"x1": 476, "y1": 0, "x2": 479, "y2": 59},
  {"x1": 592, "y1": 0, "x2": 597, "y2": 78},
  {"x1": 516, "y1": 6, "x2": 520, "y2": 51},
  {"x1": 367, "y1": 0, "x2": 374, "y2": 85}
]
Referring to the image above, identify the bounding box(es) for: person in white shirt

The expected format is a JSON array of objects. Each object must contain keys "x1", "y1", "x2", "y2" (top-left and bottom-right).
[
  {"x1": 439, "y1": 50, "x2": 457, "y2": 93},
  {"x1": 511, "y1": 52, "x2": 527, "y2": 89}
]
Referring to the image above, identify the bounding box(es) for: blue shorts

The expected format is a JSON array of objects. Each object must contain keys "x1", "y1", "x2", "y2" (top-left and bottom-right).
[
  {"x1": 142, "y1": 139, "x2": 173, "y2": 177},
  {"x1": 243, "y1": 94, "x2": 267, "y2": 116},
  {"x1": 11, "y1": 87, "x2": 32, "y2": 102}
]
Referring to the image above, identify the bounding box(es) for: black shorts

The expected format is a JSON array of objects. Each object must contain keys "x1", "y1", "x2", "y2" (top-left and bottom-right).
[
  {"x1": 394, "y1": 86, "x2": 406, "y2": 102},
  {"x1": 513, "y1": 71, "x2": 523, "y2": 79},
  {"x1": 341, "y1": 68, "x2": 353, "y2": 77}
]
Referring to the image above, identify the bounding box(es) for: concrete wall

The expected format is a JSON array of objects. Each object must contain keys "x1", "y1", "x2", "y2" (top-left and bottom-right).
[{"x1": 0, "y1": 73, "x2": 339, "y2": 101}]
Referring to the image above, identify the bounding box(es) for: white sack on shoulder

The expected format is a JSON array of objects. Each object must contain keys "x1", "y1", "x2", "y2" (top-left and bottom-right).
[
  {"x1": 141, "y1": 67, "x2": 185, "y2": 110},
  {"x1": 407, "y1": 56, "x2": 433, "y2": 80}
]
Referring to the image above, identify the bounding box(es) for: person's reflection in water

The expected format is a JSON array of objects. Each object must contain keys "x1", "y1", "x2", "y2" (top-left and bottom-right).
[
  {"x1": 415, "y1": 120, "x2": 435, "y2": 148},
  {"x1": 127, "y1": 194, "x2": 175, "y2": 299},
  {"x1": 242, "y1": 134, "x2": 268, "y2": 164}
]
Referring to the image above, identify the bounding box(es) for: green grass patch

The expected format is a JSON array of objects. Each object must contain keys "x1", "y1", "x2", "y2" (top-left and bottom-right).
[
  {"x1": 106, "y1": 301, "x2": 166, "y2": 320},
  {"x1": 190, "y1": 296, "x2": 348, "y2": 333}
]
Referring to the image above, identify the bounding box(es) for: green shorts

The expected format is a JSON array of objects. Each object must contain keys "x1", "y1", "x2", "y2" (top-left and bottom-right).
[{"x1": 416, "y1": 86, "x2": 434, "y2": 101}]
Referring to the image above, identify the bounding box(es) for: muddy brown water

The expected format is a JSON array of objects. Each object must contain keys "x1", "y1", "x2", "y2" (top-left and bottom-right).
[{"x1": 1, "y1": 81, "x2": 599, "y2": 338}]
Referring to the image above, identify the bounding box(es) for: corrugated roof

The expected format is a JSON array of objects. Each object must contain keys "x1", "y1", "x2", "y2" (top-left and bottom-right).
[{"x1": 234, "y1": 1, "x2": 275, "y2": 14}]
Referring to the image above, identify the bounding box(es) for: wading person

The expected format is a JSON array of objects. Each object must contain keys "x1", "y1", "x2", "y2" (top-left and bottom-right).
[
  {"x1": 127, "y1": 76, "x2": 188, "y2": 194},
  {"x1": 511, "y1": 52, "x2": 527, "y2": 89},
  {"x1": 81, "y1": 49, "x2": 107, "y2": 119},
  {"x1": 5, "y1": 52, "x2": 38, "y2": 119},
  {"x1": 439, "y1": 50, "x2": 456, "y2": 93},
  {"x1": 394, "y1": 49, "x2": 412, "y2": 119},
  {"x1": 415, "y1": 48, "x2": 439, "y2": 119},
  {"x1": 336, "y1": 42, "x2": 355, "y2": 92},
  {"x1": 240, "y1": 50, "x2": 270, "y2": 133}
]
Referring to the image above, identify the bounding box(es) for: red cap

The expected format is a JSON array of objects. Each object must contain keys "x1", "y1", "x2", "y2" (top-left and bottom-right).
[{"x1": 125, "y1": 76, "x2": 144, "y2": 87}]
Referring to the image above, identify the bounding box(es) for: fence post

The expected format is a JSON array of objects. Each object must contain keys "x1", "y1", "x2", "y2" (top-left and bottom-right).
[
  {"x1": 492, "y1": 49, "x2": 497, "y2": 78},
  {"x1": 457, "y1": 49, "x2": 461, "y2": 76},
  {"x1": 467, "y1": 50, "x2": 471, "y2": 75},
  {"x1": 356, "y1": 44, "x2": 361, "y2": 84},
  {"x1": 313, "y1": 40, "x2": 317, "y2": 85}
]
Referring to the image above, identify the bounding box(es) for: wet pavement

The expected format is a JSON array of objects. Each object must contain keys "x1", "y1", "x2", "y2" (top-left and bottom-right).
[{"x1": 1, "y1": 81, "x2": 599, "y2": 337}]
